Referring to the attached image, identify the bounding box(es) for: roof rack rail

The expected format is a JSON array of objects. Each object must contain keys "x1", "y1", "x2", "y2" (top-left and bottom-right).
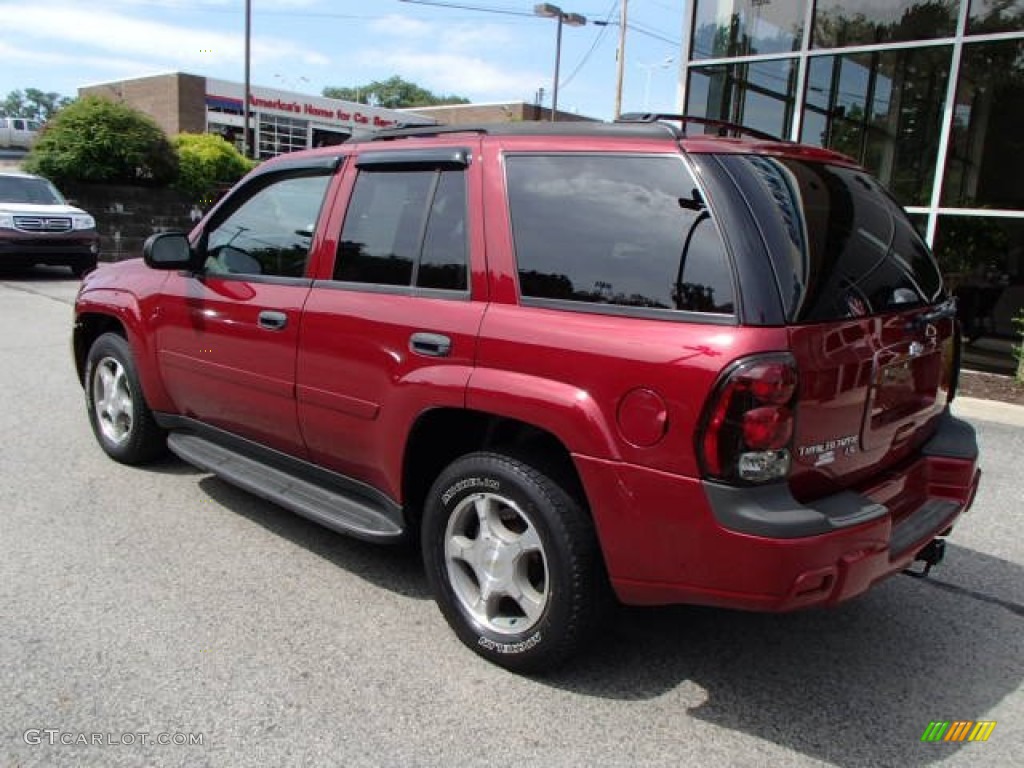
[
  {"x1": 364, "y1": 124, "x2": 490, "y2": 142},
  {"x1": 615, "y1": 113, "x2": 785, "y2": 142}
]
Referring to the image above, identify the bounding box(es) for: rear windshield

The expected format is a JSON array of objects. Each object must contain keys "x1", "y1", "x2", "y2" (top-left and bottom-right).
[
  {"x1": 0, "y1": 176, "x2": 64, "y2": 205},
  {"x1": 727, "y1": 156, "x2": 944, "y2": 322}
]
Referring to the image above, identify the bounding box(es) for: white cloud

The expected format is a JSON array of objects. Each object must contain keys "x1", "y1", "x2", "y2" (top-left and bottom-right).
[
  {"x1": 373, "y1": 51, "x2": 546, "y2": 101},
  {"x1": 0, "y1": 41, "x2": 154, "y2": 76},
  {"x1": 0, "y1": 3, "x2": 330, "y2": 71},
  {"x1": 355, "y1": 15, "x2": 535, "y2": 100},
  {"x1": 438, "y1": 22, "x2": 518, "y2": 53},
  {"x1": 368, "y1": 14, "x2": 434, "y2": 38}
]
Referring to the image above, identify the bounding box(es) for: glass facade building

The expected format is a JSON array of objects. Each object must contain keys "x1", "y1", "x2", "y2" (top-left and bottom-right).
[{"x1": 680, "y1": 0, "x2": 1024, "y2": 351}]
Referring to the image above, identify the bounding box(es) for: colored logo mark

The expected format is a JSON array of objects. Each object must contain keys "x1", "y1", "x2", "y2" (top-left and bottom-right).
[{"x1": 921, "y1": 721, "x2": 997, "y2": 742}]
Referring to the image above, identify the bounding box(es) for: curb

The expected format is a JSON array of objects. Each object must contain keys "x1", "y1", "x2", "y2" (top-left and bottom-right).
[{"x1": 952, "y1": 396, "x2": 1024, "y2": 428}]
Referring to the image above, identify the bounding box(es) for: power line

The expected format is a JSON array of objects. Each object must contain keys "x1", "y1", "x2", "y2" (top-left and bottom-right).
[
  {"x1": 398, "y1": 0, "x2": 535, "y2": 17},
  {"x1": 593, "y1": 19, "x2": 680, "y2": 47},
  {"x1": 560, "y1": 1, "x2": 619, "y2": 89}
]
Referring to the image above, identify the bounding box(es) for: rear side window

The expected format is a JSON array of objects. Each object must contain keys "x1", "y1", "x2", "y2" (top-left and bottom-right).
[
  {"x1": 505, "y1": 155, "x2": 734, "y2": 316},
  {"x1": 731, "y1": 156, "x2": 944, "y2": 322},
  {"x1": 335, "y1": 168, "x2": 467, "y2": 291}
]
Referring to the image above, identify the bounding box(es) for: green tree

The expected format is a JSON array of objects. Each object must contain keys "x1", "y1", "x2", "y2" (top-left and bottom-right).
[
  {"x1": 323, "y1": 76, "x2": 469, "y2": 108},
  {"x1": 173, "y1": 133, "x2": 255, "y2": 207},
  {"x1": 23, "y1": 96, "x2": 177, "y2": 185},
  {"x1": 0, "y1": 88, "x2": 73, "y2": 121}
]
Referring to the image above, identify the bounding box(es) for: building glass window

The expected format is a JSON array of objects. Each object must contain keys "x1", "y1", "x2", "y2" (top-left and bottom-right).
[
  {"x1": 257, "y1": 114, "x2": 309, "y2": 159},
  {"x1": 692, "y1": 0, "x2": 805, "y2": 59},
  {"x1": 800, "y1": 47, "x2": 951, "y2": 206},
  {"x1": 686, "y1": 58, "x2": 797, "y2": 139},
  {"x1": 968, "y1": 0, "x2": 1024, "y2": 33},
  {"x1": 935, "y1": 216, "x2": 1024, "y2": 341},
  {"x1": 907, "y1": 212, "x2": 929, "y2": 238},
  {"x1": 942, "y1": 40, "x2": 1024, "y2": 209},
  {"x1": 813, "y1": 0, "x2": 959, "y2": 48}
]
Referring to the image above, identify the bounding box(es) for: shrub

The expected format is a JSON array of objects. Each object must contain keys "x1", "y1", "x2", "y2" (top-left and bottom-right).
[
  {"x1": 173, "y1": 132, "x2": 256, "y2": 207},
  {"x1": 23, "y1": 96, "x2": 177, "y2": 185}
]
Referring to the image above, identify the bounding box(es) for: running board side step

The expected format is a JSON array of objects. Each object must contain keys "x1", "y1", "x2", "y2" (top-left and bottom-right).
[{"x1": 167, "y1": 432, "x2": 405, "y2": 542}]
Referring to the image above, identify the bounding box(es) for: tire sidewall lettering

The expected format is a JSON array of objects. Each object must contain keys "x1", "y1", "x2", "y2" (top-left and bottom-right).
[
  {"x1": 477, "y1": 631, "x2": 542, "y2": 655},
  {"x1": 440, "y1": 476, "x2": 501, "y2": 507}
]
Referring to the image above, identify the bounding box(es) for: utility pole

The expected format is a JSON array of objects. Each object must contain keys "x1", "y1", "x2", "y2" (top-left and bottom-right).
[{"x1": 613, "y1": 0, "x2": 628, "y2": 118}]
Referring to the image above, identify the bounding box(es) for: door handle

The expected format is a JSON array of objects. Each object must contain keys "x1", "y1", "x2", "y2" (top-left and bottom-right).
[
  {"x1": 258, "y1": 310, "x2": 288, "y2": 331},
  {"x1": 409, "y1": 332, "x2": 452, "y2": 357}
]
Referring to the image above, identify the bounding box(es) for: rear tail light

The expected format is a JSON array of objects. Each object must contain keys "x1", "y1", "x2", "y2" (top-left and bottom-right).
[{"x1": 698, "y1": 354, "x2": 798, "y2": 484}]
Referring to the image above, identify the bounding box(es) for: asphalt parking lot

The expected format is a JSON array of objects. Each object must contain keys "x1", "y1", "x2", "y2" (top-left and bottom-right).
[{"x1": 2, "y1": 267, "x2": 1021, "y2": 768}]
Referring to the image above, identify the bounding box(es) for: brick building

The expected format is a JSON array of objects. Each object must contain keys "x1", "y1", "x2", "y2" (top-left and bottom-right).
[{"x1": 80, "y1": 72, "x2": 434, "y2": 159}]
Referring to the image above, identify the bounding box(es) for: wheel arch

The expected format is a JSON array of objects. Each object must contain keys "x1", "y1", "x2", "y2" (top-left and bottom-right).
[
  {"x1": 74, "y1": 301, "x2": 175, "y2": 413},
  {"x1": 402, "y1": 408, "x2": 589, "y2": 532},
  {"x1": 73, "y1": 312, "x2": 126, "y2": 384}
]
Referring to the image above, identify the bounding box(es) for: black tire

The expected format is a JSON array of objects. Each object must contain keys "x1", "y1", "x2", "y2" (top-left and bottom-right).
[
  {"x1": 84, "y1": 332, "x2": 166, "y2": 464},
  {"x1": 71, "y1": 260, "x2": 96, "y2": 279},
  {"x1": 422, "y1": 451, "x2": 607, "y2": 673}
]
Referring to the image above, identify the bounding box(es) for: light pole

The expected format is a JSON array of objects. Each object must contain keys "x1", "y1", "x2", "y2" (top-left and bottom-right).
[
  {"x1": 533, "y1": 4, "x2": 586, "y2": 121},
  {"x1": 243, "y1": 0, "x2": 252, "y2": 159},
  {"x1": 638, "y1": 56, "x2": 675, "y2": 112}
]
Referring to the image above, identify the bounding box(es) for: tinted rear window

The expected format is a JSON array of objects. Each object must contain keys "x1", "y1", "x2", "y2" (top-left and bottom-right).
[
  {"x1": 729, "y1": 156, "x2": 944, "y2": 322},
  {"x1": 506, "y1": 154, "x2": 735, "y2": 316}
]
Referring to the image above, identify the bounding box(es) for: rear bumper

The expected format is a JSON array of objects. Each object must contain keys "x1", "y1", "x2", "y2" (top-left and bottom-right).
[{"x1": 577, "y1": 411, "x2": 980, "y2": 611}]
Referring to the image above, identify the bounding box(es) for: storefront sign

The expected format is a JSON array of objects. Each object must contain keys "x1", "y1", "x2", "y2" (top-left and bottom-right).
[{"x1": 246, "y1": 94, "x2": 397, "y2": 127}]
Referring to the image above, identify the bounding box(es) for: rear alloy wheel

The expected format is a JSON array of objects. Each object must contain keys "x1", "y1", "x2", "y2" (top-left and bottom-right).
[
  {"x1": 84, "y1": 332, "x2": 166, "y2": 464},
  {"x1": 422, "y1": 451, "x2": 607, "y2": 672}
]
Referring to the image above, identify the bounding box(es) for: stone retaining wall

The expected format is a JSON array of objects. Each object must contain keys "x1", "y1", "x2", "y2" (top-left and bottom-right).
[{"x1": 60, "y1": 183, "x2": 197, "y2": 262}]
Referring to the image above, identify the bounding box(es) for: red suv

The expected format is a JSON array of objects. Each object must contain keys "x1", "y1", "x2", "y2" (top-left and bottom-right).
[{"x1": 73, "y1": 118, "x2": 980, "y2": 671}]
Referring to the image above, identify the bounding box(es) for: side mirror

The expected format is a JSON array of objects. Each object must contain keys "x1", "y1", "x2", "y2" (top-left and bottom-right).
[{"x1": 143, "y1": 232, "x2": 198, "y2": 271}]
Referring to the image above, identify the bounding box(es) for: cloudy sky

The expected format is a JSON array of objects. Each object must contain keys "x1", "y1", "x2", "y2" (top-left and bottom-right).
[{"x1": 0, "y1": 0, "x2": 685, "y2": 120}]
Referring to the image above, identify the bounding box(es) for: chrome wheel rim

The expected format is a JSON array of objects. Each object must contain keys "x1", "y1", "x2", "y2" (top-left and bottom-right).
[
  {"x1": 92, "y1": 356, "x2": 134, "y2": 445},
  {"x1": 444, "y1": 492, "x2": 549, "y2": 635}
]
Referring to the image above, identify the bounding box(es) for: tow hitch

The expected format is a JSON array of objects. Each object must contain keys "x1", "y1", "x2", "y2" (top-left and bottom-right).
[{"x1": 903, "y1": 538, "x2": 946, "y2": 579}]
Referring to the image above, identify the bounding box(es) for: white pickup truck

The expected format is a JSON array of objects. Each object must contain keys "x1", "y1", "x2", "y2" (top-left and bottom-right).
[{"x1": 0, "y1": 117, "x2": 41, "y2": 149}]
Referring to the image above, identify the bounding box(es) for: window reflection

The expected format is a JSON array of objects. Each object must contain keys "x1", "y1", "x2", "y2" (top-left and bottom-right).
[
  {"x1": 935, "y1": 216, "x2": 1024, "y2": 342},
  {"x1": 692, "y1": 0, "x2": 805, "y2": 59},
  {"x1": 506, "y1": 155, "x2": 735, "y2": 315},
  {"x1": 813, "y1": 0, "x2": 958, "y2": 48},
  {"x1": 800, "y1": 47, "x2": 951, "y2": 205},
  {"x1": 942, "y1": 40, "x2": 1024, "y2": 209},
  {"x1": 968, "y1": 0, "x2": 1024, "y2": 34},
  {"x1": 687, "y1": 58, "x2": 797, "y2": 139}
]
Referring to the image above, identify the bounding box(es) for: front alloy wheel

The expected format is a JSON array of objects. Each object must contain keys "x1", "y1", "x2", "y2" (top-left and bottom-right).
[
  {"x1": 84, "y1": 332, "x2": 166, "y2": 464},
  {"x1": 92, "y1": 356, "x2": 134, "y2": 446}
]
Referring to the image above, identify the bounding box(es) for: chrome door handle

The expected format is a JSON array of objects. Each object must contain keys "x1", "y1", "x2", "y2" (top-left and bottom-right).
[
  {"x1": 409, "y1": 332, "x2": 451, "y2": 357},
  {"x1": 258, "y1": 310, "x2": 288, "y2": 330}
]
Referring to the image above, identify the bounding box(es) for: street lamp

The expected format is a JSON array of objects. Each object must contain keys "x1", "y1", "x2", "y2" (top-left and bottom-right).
[
  {"x1": 533, "y1": 4, "x2": 586, "y2": 122},
  {"x1": 243, "y1": 0, "x2": 252, "y2": 159},
  {"x1": 638, "y1": 56, "x2": 675, "y2": 111}
]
